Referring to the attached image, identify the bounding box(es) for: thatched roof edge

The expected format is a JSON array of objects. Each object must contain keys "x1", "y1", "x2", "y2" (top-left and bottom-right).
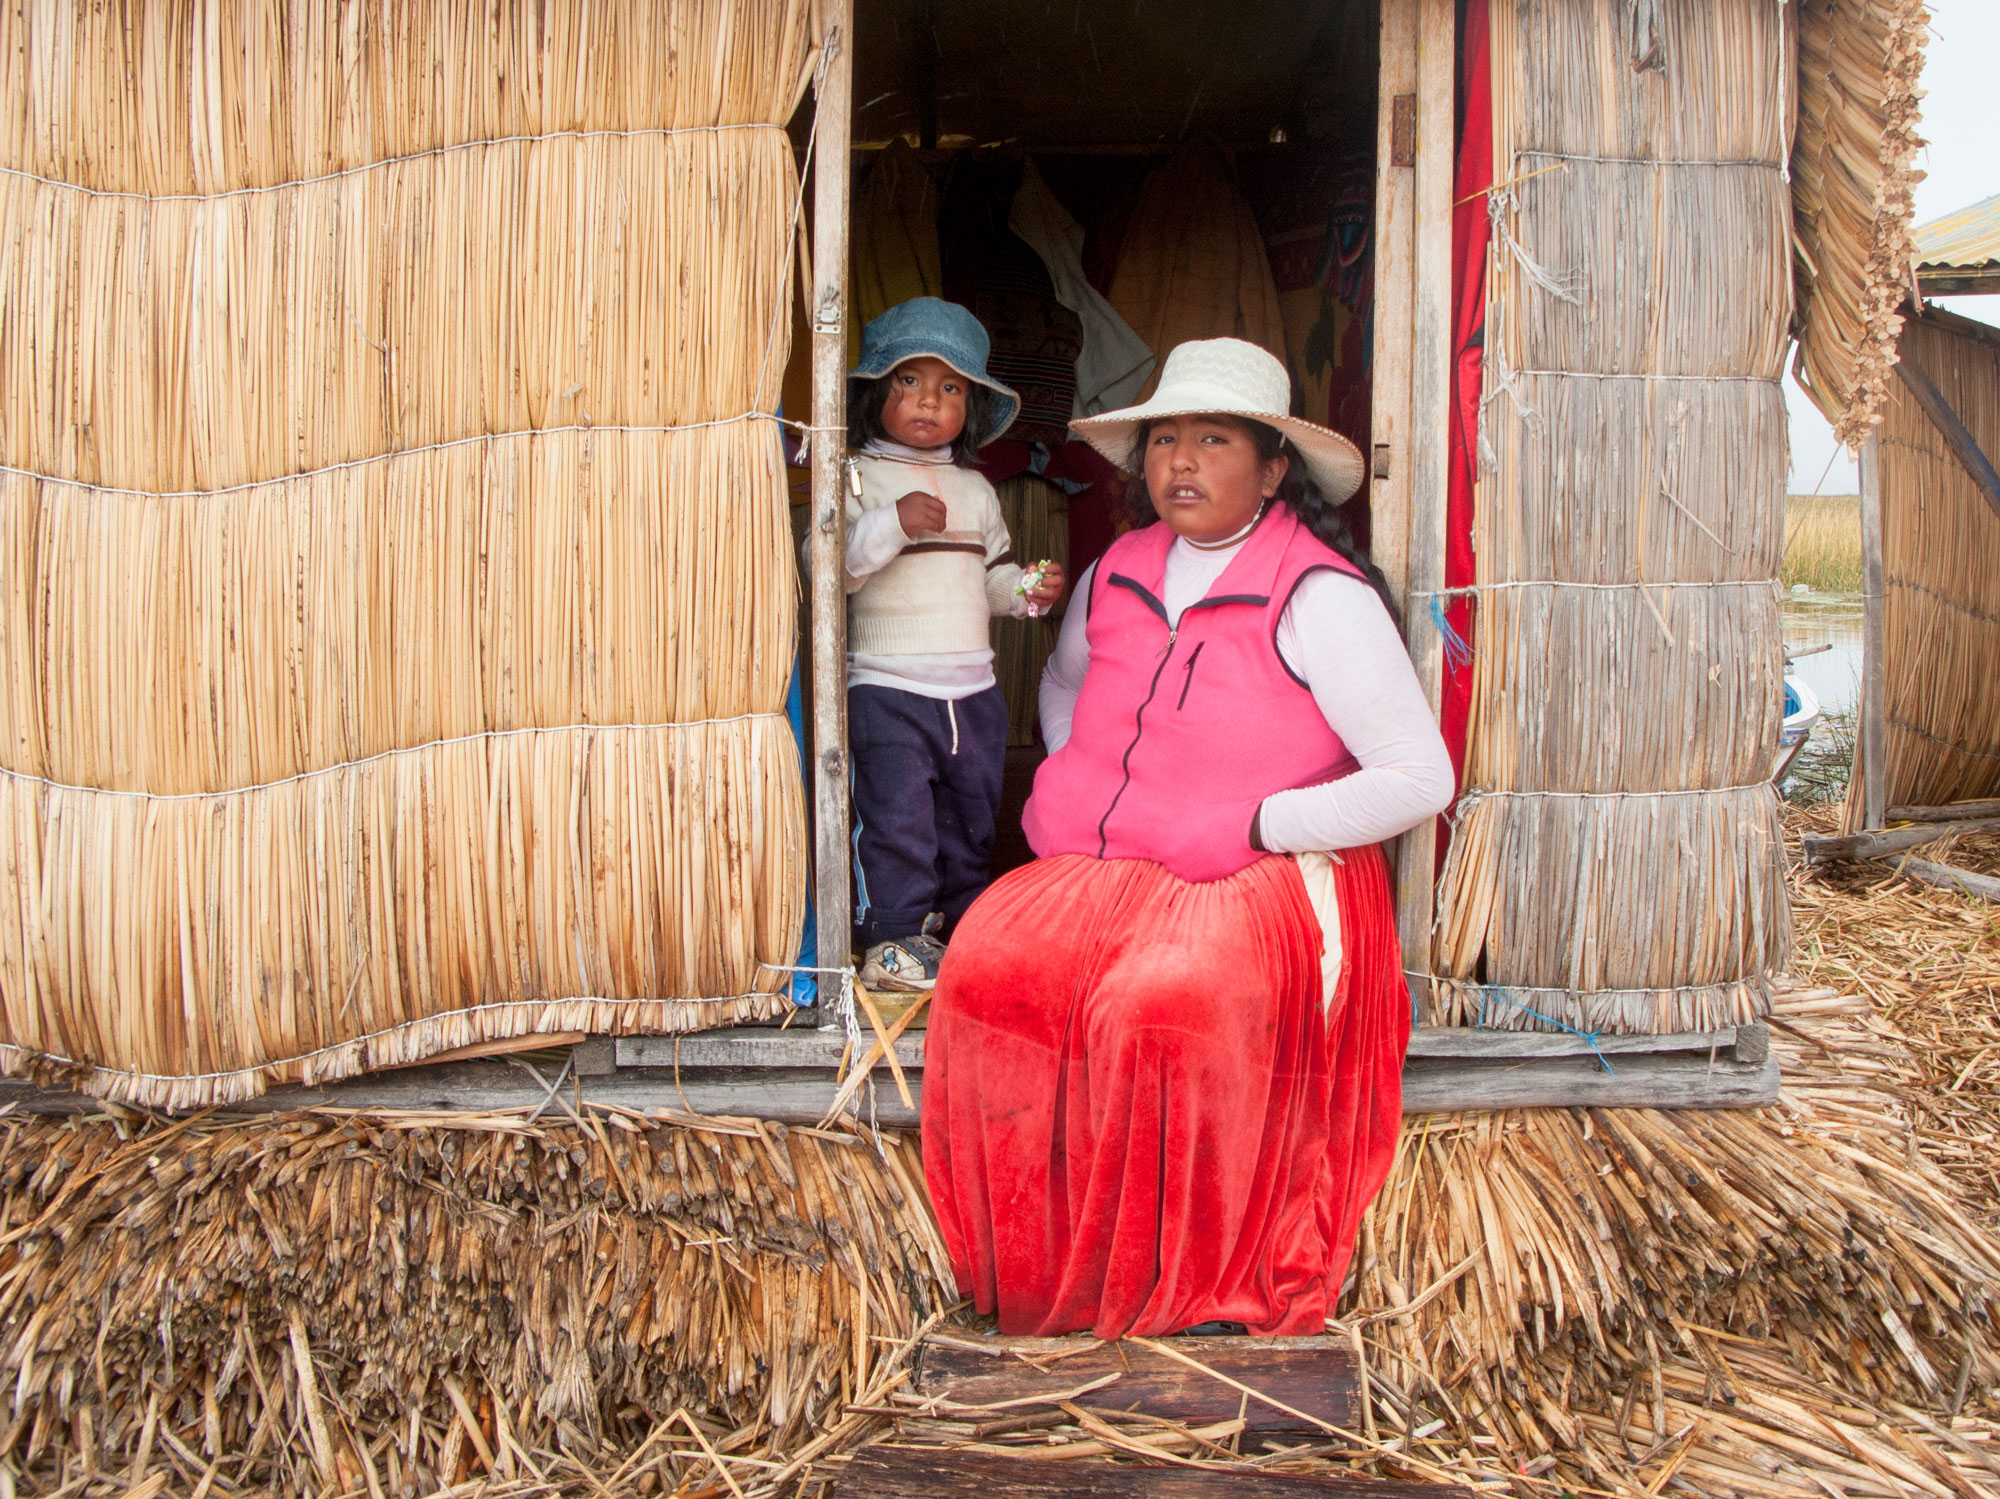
[{"x1": 1790, "y1": 0, "x2": 1929, "y2": 447}]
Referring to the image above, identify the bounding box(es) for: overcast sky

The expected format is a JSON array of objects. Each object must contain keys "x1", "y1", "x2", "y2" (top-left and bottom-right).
[{"x1": 1786, "y1": 0, "x2": 2000, "y2": 492}]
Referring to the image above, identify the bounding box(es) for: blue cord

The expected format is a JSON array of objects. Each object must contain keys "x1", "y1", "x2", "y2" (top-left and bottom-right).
[
  {"x1": 1429, "y1": 595, "x2": 1474, "y2": 670},
  {"x1": 1476, "y1": 985, "x2": 1616, "y2": 1075}
]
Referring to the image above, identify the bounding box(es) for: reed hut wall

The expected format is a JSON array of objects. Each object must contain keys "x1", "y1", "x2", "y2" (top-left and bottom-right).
[
  {"x1": 1847, "y1": 309, "x2": 2000, "y2": 822},
  {"x1": 0, "y1": 0, "x2": 817, "y2": 1107},
  {"x1": 1429, "y1": 0, "x2": 1794, "y2": 1035},
  {"x1": 1790, "y1": 0, "x2": 1929, "y2": 446}
]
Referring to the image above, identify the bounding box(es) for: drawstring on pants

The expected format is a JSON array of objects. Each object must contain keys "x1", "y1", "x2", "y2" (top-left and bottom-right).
[{"x1": 948, "y1": 699, "x2": 960, "y2": 756}]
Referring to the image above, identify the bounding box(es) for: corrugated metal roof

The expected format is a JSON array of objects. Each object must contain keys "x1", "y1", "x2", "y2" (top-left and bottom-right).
[{"x1": 1915, "y1": 192, "x2": 2000, "y2": 269}]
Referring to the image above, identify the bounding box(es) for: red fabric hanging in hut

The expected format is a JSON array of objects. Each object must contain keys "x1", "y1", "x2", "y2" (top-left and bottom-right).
[{"x1": 1438, "y1": 0, "x2": 1491, "y2": 859}]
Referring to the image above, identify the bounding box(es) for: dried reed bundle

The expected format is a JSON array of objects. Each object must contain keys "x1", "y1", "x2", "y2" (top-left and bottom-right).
[
  {"x1": 0, "y1": 0, "x2": 819, "y2": 195},
  {"x1": 989, "y1": 475, "x2": 1069, "y2": 748},
  {"x1": 1790, "y1": 802, "x2": 2000, "y2": 1221},
  {"x1": 1431, "y1": 785, "x2": 1788, "y2": 1030},
  {"x1": 1791, "y1": 0, "x2": 1930, "y2": 447},
  {"x1": 1463, "y1": 586, "x2": 1785, "y2": 792},
  {"x1": 0, "y1": 131, "x2": 797, "y2": 491},
  {"x1": 1484, "y1": 375, "x2": 1788, "y2": 583},
  {"x1": 0, "y1": 719, "x2": 803, "y2": 1107},
  {"x1": 1433, "y1": 0, "x2": 1794, "y2": 1029},
  {"x1": 1842, "y1": 312, "x2": 2000, "y2": 827},
  {"x1": 0, "y1": 1108, "x2": 951, "y2": 1496},
  {"x1": 0, "y1": 429, "x2": 795, "y2": 793},
  {"x1": 0, "y1": 0, "x2": 818, "y2": 1101}
]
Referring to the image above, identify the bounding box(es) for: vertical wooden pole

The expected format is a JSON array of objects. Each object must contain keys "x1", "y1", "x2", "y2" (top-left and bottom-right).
[
  {"x1": 1371, "y1": 0, "x2": 1418, "y2": 605},
  {"x1": 1393, "y1": 0, "x2": 1459, "y2": 991},
  {"x1": 1858, "y1": 427, "x2": 1887, "y2": 831},
  {"x1": 810, "y1": 2, "x2": 855, "y2": 988}
]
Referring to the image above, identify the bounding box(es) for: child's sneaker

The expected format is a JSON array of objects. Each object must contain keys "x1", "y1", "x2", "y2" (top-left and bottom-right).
[{"x1": 861, "y1": 915, "x2": 947, "y2": 992}]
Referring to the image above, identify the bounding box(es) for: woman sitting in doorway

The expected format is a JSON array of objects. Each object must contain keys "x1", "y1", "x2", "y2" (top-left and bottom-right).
[{"x1": 920, "y1": 338, "x2": 1455, "y2": 1338}]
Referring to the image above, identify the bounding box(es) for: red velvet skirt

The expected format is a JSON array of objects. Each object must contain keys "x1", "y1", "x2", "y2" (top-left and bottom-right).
[{"x1": 920, "y1": 848, "x2": 1408, "y2": 1338}]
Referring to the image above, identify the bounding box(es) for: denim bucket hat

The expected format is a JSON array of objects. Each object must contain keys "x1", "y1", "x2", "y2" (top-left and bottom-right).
[{"x1": 849, "y1": 297, "x2": 1021, "y2": 448}]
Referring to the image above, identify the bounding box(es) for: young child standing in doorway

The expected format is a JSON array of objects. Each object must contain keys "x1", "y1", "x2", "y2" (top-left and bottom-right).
[{"x1": 843, "y1": 297, "x2": 1065, "y2": 991}]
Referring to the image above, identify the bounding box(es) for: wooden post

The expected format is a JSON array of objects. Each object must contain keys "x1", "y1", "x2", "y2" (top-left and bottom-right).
[
  {"x1": 809, "y1": 2, "x2": 855, "y2": 993},
  {"x1": 1370, "y1": 0, "x2": 1418, "y2": 605},
  {"x1": 1858, "y1": 427, "x2": 1887, "y2": 831},
  {"x1": 1393, "y1": 0, "x2": 1458, "y2": 987}
]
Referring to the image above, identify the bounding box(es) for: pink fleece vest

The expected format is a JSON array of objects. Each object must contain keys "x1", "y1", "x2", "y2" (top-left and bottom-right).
[{"x1": 1023, "y1": 506, "x2": 1363, "y2": 883}]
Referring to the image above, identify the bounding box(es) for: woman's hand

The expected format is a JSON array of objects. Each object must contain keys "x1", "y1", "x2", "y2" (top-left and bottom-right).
[
  {"x1": 1024, "y1": 560, "x2": 1066, "y2": 611},
  {"x1": 895, "y1": 491, "x2": 949, "y2": 537}
]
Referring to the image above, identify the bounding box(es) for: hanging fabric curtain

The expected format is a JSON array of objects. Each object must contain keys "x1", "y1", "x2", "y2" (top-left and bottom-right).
[{"x1": 1106, "y1": 141, "x2": 1287, "y2": 394}]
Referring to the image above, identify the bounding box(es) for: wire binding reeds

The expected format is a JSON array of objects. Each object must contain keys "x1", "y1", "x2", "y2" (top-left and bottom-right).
[
  {"x1": 0, "y1": 0, "x2": 818, "y2": 1103},
  {"x1": 1433, "y1": 0, "x2": 1796, "y2": 1030},
  {"x1": 0, "y1": 1109, "x2": 952, "y2": 1494},
  {"x1": 1844, "y1": 310, "x2": 2000, "y2": 827},
  {"x1": 1791, "y1": 0, "x2": 1930, "y2": 447}
]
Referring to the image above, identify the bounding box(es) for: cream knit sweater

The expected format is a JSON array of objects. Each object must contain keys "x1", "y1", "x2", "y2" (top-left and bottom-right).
[{"x1": 845, "y1": 452, "x2": 1025, "y2": 657}]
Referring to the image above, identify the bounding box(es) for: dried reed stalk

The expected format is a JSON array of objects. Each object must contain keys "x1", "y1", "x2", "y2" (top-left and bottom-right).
[
  {"x1": 0, "y1": 1108, "x2": 951, "y2": 1496},
  {"x1": 1432, "y1": 0, "x2": 1794, "y2": 1028},
  {"x1": 0, "y1": 0, "x2": 820, "y2": 1103},
  {"x1": 1791, "y1": 0, "x2": 1930, "y2": 447},
  {"x1": 1842, "y1": 312, "x2": 2000, "y2": 828}
]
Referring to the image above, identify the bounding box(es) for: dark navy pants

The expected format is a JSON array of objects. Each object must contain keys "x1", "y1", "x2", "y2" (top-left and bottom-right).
[{"x1": 850, "y1": 684, "x2": 1009, "y2": 949}]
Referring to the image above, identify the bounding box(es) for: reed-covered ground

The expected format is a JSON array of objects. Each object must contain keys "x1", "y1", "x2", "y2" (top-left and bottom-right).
[
  {"x1": 4, "y1": 813, "x2": 1997, "y2": 1499},
  {"x1": 1783, "y1": 494, "x2": 1865, "y2": 593}
]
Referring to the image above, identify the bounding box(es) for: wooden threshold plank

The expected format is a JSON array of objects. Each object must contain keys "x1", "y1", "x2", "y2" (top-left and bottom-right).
[
  {"x1": 0, "y1": 1044, "x2": 1778, "y2": 1122},
  {"x1": 916, "y1": 1335, "x2": 1357, "y2": 1434},
  {"x1": 837, "y1": 1446, "x2": 1470, "y2": 1496},
  {"x1": 615, "y1": 1024, "x2": 1752, "y2": 1071},
  {"x1": 1402, "y1": 1052, "x2": 1778, "y2": 1111},
  {"x1": 617, "y1": 1029, "x2": 925, "y2": 1070}
]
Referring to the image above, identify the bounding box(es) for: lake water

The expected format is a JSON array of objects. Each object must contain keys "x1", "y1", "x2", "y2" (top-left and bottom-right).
[{"x1": 1781, "y1": 591, "x2": 1864, "y2": 714}]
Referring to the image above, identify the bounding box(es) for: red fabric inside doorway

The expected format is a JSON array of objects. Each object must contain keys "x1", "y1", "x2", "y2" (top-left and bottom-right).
[{"x1": 1437, "y1": 0, "x2": 1491, "y2": 861}]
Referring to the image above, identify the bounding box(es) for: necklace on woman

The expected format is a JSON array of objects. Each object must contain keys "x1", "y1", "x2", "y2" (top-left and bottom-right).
[{"x1": 1183, "y1": 501, "x2": 1269, "y2": 551}]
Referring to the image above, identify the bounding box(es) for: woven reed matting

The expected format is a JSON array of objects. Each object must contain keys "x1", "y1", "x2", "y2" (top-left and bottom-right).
[
  {"x1": 0, "y1": 0, "x2": 818, "y2": 1106},
  {"x1": 1846, "y1": 311, "x2": 2000, "y2": 824},
  {"x1": 1431, "y1": 0, "x2": 1794, "y2": 1029}
]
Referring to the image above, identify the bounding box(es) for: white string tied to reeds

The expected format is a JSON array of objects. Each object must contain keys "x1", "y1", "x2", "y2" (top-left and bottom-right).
[
  {"x1": 1433, "y1": 0, "x2": 1798, "y2": 1032},
  {"x1": 0, "y1": 0, "x2": 828, "y2": 1106}
]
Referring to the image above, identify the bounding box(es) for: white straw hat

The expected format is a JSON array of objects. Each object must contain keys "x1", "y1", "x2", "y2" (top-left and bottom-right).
[{"x1": 1069, "y1": 338, "x2": 1366, "y2": 504}]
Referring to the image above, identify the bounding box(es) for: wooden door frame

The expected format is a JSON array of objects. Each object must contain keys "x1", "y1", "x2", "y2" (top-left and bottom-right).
[
  {"x1": 1371, "y1": 0, "x2": 1458, "y2": 1003},
  {"x1": 805, "y1": 0, "x2": 1460, "y2": 1004}
]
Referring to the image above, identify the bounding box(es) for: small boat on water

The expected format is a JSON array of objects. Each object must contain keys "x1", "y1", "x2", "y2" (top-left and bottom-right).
[{"x1": 1775, "y1": 672, "x2": 1822, "y2": 784}]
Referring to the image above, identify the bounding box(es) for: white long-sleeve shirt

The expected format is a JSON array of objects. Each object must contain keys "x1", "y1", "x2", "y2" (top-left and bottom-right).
[
  {"x1": 840, "y1": 442, "x2": 1031, "y2": 699},
  {"x1": 1039, "y1": 536, "x2": 1455, "y2": 852}
]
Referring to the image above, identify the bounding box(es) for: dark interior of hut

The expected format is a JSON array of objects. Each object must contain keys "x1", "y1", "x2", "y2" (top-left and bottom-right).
[{"x1": 784, "y1": 0, "x2": 1383, "y2": 882}]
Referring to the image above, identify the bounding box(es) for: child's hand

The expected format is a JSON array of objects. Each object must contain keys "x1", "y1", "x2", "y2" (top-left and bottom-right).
[
  {"x1": 895, "y1": 491, "x2": 948, "y2": 538},
  {"x1": 1023, "y1": 560, "x2": 1065, "y2": 612}
]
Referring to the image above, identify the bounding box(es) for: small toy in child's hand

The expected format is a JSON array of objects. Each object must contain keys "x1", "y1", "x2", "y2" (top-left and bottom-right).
[{"x1": 1017, "y1": 560, "x2": 1057, "y2": 617}]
